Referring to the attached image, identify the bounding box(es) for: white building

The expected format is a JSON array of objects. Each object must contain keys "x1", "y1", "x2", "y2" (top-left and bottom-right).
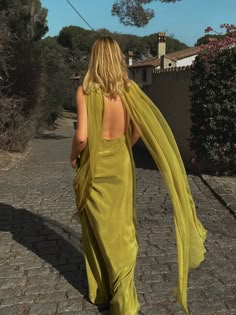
[{"x1": 129, "y1": 32, "x2": 201, "y2": 87}]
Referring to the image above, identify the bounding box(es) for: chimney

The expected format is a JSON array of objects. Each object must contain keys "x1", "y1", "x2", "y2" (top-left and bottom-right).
[
  {"x1": 157, "y1": 32, "x2": 166, "y2": 59},
  {"x1": 128, "y1": 51, "x2": 134, "y2": 66}
]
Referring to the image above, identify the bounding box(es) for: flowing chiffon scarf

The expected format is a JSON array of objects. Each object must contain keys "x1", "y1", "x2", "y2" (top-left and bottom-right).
[{"x1": 73, "y1": 80, "x2": 207, "y2": 315}]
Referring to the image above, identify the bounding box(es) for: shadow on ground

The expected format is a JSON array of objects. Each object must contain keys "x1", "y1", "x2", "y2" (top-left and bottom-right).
[
  {"x1": 0, "y1": 203, "x2": 108, "y2": 311},
  {"x1": 34, "y1": 132, "x2": 72, "y2": 140}
]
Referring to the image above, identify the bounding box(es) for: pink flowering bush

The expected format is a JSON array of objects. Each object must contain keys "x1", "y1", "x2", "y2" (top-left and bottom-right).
[{"x1": 190, "y1": 24, "x2": 236, "y2": 175}]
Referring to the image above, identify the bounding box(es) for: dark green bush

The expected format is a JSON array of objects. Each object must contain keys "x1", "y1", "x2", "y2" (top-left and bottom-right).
[
  {"x1": 190, "y1": 46, "x2": 236, "y2": 174},
  {"x1": 33, "y1": 37, "x2": 72, "y2": 127}
]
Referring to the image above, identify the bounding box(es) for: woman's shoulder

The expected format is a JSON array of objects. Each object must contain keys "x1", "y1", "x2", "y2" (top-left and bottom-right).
[
  {"x1": 76, "y1": 85, "x2": 87, "y2": 99},
  {"x1": 77, "y1": 85, "x2": 85, "y2": 94},
  {"x1": 76, "y1": 86, "x2": 87, "y2": 106}
]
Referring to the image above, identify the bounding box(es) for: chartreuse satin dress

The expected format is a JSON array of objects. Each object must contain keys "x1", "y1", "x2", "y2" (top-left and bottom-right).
[{"x1": 72, "y1": 80, "x2": 207, "y2": 315}]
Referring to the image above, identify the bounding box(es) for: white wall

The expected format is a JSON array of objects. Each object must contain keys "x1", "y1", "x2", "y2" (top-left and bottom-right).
[{"x1": 176, "y1": 55, "x2": 197, "y2": 67}]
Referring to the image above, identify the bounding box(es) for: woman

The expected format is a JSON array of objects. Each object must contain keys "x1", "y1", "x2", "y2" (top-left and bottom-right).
[{"x1": 70, "y1": 36, "x2": 207, "y2": 315}]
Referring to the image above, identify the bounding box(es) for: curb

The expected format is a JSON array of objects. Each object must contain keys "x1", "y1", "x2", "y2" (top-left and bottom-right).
[{"x1": 200, "y1": 174, "x2": 236, "y2": 217}]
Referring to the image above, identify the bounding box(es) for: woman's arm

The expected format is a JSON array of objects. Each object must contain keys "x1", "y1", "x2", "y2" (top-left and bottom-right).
[
  {"x1": 70, "y1": 86, "x2": 88, "y2": 168},
  {"x1": 131, "y1": 119, "x2": 140, "y2": 146}
]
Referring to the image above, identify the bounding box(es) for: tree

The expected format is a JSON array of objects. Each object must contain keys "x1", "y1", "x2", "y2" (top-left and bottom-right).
[
  {"x1": 58, "y1": 26, "x2": 98, "y2": 75},
  {"x1": 0, "y1": 10, "x2": 28, "y2": 151},
  {"x1": 31, "y1": 0, "x2": 49, "y2": 41},
  {"x1": 195, "y1": 34, "x2": 224, "y2": 47},
  {"x1": 0, "y1": 0, "x2": 50, "y2": 151},
  {"x1": 0, "y1": 0, "x2": 48, "y2": 98},
  {"x1": 33, "y1": 37, "x2": 71, "y2": 125},
  {"x1": 0, "y1": 12, "x2": 12, "y2": 90},
  {"x1": 1, "y1": 0, "x2": 48, "y2": 41},
  {"x1": 112, "y1": 0, "x2": 181, "y2": 27}
]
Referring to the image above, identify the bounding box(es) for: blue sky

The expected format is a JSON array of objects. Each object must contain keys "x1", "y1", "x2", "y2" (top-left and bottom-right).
[{"x1": 40, "y1": 0, "x2": 236, "y2": 46}]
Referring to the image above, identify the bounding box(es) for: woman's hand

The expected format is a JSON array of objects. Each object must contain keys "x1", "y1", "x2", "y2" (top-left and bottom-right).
[{"x1": 70, "y1": 154, "x2": 77, "y2": 169}]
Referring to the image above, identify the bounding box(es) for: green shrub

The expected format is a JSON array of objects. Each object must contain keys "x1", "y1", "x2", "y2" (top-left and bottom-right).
[{"x1": 190, "y1": 25, "x2": 236, "y2": 174}]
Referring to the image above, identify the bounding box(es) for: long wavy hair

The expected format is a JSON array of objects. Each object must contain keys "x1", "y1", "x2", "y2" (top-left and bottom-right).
[{"x1": 83, "y1": 36, "x2": 130, "y2": 98}]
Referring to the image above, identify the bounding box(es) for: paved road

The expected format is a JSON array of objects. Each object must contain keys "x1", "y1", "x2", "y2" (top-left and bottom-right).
[{"x1": 0, "y1": 119, "x2": 235, "y2": 315}]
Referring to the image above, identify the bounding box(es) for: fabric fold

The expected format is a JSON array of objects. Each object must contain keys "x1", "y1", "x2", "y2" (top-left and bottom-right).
[{"x1": 120, "y1": 81, "x2": 207, "y2": 314}]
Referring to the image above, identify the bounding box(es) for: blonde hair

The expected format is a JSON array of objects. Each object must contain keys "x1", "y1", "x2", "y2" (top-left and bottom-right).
[{"x1": 83, "y1": 36, "x2": 130, "y2": 98}]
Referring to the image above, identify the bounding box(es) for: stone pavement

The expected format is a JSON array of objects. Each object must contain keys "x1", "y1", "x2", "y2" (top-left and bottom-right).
[
  {"x1": 200, "y1": 175, "x2": 236, "y2": 217},
  {"x1": 0, "y1": 116, "x2": 235, "y2": 315}
]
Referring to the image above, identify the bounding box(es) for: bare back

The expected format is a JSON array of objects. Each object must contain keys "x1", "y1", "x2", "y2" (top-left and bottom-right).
[{"x1": 102, "y1": 96, "x2": 130, "y2": 140}]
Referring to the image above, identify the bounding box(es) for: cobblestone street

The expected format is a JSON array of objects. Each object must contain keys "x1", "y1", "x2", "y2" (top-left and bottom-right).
[{"x1": 0, "y1": 118, "x2": 235, "y2": 315}]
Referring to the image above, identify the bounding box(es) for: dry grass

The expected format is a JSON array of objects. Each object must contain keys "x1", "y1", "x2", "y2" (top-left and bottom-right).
[{"x1": 0, "y1": 144, "x2": 32, "y2": 171}]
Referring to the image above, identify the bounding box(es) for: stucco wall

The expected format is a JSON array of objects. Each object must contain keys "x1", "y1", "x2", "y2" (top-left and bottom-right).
[
  {"x1": 142, "y1": 68, "x2": 194, "y2": 169},
  {"x1": 176, "y1": 55, "x2": 197, "y2": 67},
  {"x1": 163, "y1": 56, "x2": 176, "y2": 68}
]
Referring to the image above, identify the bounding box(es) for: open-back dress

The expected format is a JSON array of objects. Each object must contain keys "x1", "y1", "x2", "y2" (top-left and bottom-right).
[{"x1": 72, "y1": 80, "x2": 207, "y2": 315}]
